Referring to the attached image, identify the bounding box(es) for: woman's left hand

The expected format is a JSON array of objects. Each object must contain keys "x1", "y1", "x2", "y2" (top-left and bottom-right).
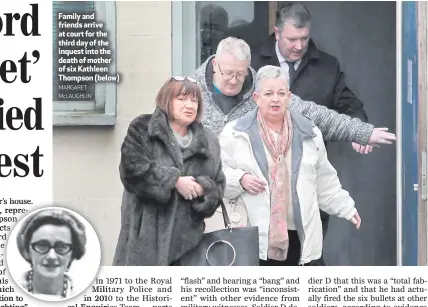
[
  {"x1": 193, "y1": 182, "x2": 204, "y2": 198},
  {"x1": 350, "y1": 211, "x2": 361, "y2": 230}
]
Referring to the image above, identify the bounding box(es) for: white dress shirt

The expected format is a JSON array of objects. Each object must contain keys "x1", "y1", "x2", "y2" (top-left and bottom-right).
[{"x1": 275, "y1": 41, "x2": 301, "y2": 87}]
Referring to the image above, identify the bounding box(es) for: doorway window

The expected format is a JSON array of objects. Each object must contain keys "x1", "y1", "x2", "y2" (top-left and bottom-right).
[
  {"x1": 172, "y1": 1, "x2": 271, "y2": 75},
  {"x1": 198, "y1": 2, "x2": 255, "y2": 64}
]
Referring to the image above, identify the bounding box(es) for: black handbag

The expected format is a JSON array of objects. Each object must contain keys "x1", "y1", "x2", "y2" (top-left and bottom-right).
[{"x1": 179, "y1": 200, "x2": 260, "y2": 266}]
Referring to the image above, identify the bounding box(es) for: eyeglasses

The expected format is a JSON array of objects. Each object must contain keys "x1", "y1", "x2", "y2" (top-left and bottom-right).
[
  {"x1": 170, "y1": 76, "x2": 197, "y2": 84},
  {"x1": 217, "y1": 63, "x2": 248, "y2": 82},
  {"x1": 30, "y1": 240, "x2": 72, "y2": 255}
]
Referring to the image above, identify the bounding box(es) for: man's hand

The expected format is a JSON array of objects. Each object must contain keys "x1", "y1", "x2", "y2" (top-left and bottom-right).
[
  {"x1": 350, "y1": 211, "x2": 361, "y2": 230},
  {"x1": 240, "y1": 174, "x2": 266, "y2": 195},
  {"x1": 367, "y1": 127, "x2": 396, "y2": 145},
  {"x1": 352, "y1": 143, "x2": 373, "y2": 154}
]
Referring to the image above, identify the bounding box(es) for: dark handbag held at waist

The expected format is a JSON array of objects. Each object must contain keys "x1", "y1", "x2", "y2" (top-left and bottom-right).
[{"x1": 179, "y1": 200, "x2": 260, "y2": 266}]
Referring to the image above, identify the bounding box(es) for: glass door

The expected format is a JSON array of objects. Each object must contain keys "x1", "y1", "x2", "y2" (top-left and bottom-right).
[{"x1": 173, "y1": 1, "x2": 273, "y2": 75}]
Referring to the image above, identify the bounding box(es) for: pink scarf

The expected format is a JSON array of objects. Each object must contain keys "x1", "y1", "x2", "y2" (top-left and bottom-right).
[{"x1": 257, "y1": 110, "x2": 293, "y2": 261}]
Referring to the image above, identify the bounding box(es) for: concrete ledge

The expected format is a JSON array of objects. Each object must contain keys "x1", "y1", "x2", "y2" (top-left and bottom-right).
[{"x1": 53, "y1": 112, "x2": 116, "y2": 126}]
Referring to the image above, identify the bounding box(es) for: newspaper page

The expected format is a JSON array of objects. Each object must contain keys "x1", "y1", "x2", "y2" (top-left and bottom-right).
[{"x1": 0, "y1": 1, "x2": 423, "y2": 307}]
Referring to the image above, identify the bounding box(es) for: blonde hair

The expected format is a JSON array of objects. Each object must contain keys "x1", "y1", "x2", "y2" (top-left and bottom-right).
[{"x1": 255, "y1": 65, "x2": 289, "y2": 92}]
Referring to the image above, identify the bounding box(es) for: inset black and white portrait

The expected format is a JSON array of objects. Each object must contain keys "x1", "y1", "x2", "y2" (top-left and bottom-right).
[{"x1": 6, "y1": 207, "x2": 101, "y2": 301}]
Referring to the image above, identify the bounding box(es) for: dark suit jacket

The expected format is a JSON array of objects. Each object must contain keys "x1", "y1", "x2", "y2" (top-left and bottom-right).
[{"x1": 251, "y1": 34, "x2": 368, "y2": 122}]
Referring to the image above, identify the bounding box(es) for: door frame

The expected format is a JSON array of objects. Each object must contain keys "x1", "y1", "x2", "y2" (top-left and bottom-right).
[
  {"x1": 397, "y1": 0, "x2": 403, "y2": 266},
  {"x1": 172, "y1": 1, "x2": 198, "y2": 77},
  {"x1": 417, "y1": 1, "x2": 428, "y2": 265},
  {"x1": 401, "y1": 1, "x2": 420, "y2": 266},
  {"x1": 269, "y1": 2, "x2": 277, "y2": 34}
]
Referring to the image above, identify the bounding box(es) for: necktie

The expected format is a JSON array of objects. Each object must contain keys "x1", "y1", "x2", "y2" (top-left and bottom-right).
[{"x1": 286, "y1": 61, "x2": 297, "y2": 85}]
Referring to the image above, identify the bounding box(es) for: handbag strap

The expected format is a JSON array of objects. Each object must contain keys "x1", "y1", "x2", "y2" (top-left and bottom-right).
[{"x1": 219, "y1": 199, "x2": 232, "y2": 230}]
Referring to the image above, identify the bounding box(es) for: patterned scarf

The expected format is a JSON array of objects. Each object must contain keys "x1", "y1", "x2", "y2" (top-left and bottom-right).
[{"x1": 257, "y1": 110, "x2": 293, "y2": 261}]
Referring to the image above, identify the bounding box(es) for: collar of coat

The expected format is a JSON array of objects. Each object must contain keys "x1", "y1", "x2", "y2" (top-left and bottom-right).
[
  {"x1": 148, "y1": 107, "x2": 211, "y2": 159},
  {"x1": 260, "y1": 33, "x2": 320, "y2": 62},
  {"x1": 233, "y1": 107, "x2": 316, "y2": 140}
]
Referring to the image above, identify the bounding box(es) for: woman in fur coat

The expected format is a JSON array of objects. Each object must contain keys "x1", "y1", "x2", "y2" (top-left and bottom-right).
[{"x1": 113, "y1": 76, "x2": 226, "y2": 266}]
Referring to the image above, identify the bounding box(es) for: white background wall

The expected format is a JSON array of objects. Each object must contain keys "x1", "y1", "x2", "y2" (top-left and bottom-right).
[{"x1": 53, "y1": 2, "x2": 172, "y2": 265}]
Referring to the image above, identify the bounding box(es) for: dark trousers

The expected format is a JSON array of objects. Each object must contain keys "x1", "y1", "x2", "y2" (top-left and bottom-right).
[
  {"x1": 320, "y1": 210, "x2": 330, "y2": 238},
  {"x1": 259, "y1": 230, "x2": 325, "y2": 266},
  {"x1": 320, "y1": 210, "x2": 329, "y2": 260}
]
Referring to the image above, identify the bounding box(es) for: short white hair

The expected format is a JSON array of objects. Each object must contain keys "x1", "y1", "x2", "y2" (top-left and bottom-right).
[
  {"x1": 255, "y1": 65, "x2": 289, "y2": 92},
  {"x1": 216, "y1": 37, "x2": 251, "y2": 61}
]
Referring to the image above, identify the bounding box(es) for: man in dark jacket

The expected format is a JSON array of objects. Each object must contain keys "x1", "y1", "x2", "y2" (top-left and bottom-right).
[{"x1": 251, "y1": 3, "x2": 371, "y2": 246}]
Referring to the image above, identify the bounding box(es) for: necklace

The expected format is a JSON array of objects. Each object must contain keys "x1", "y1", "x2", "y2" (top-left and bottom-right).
[{"x1": 27, "y1": 270, "x2": 68, "y2": 298}]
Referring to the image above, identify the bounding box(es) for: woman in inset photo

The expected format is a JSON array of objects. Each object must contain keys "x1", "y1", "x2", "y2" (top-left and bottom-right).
[
  {"x1": 7, "y1": 207, "x2": 100, "y2": 301},
  {"x1": 16, "y1": 208, "x2": 85, "y2": 299}
]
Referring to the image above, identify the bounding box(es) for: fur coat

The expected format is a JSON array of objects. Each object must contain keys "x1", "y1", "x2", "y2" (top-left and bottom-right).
[{"x1": 113, "y1": 107, "x2": 225, "y2": 266}]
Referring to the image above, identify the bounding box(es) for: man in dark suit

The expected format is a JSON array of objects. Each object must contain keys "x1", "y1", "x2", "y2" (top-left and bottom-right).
[{"x1": 251, "y1": 2, "x2": 372, "y2": 247}]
